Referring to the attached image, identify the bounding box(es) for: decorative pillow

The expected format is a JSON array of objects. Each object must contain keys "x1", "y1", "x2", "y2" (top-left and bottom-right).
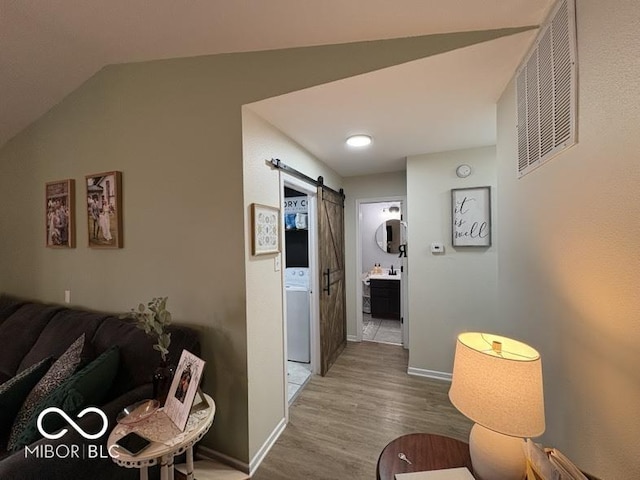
[
  {"x1": 7, "y1": 334, "x2": 92, "y2": 450},
  {"x1": 10, "y1": 346, "x2": 120, "y2": 451},
  {"x1": 0, "y1": 357, "x2": 53, "y2": 433}
]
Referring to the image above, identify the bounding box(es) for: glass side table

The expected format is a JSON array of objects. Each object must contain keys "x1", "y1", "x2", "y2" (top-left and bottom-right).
[{"x1": 108, "y1": 393, "x2": 215, "y2": 480}]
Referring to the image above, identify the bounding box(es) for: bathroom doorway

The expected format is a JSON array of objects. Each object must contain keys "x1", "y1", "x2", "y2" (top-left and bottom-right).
[
  {"x1": 281, "y1": 175, "x2": 319, "y2": 406},
  {"x1": 356, "y1": 197, "x2": 408, "y2": 347}
]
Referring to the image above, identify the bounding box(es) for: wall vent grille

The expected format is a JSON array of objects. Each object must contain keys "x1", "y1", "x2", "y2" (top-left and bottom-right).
[{"x1": 516, "y1": 0, "x2": 577, "y2": 177}]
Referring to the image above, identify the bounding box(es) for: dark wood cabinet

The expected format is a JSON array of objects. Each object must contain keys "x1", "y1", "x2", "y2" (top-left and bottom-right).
[{"x1": 370, "y1": 279, "x2": 400, "y2": 320}]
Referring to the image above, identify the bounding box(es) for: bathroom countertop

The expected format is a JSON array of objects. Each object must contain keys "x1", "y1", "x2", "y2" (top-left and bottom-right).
[{"x1": 368, "y1": 273, "x2": 401, "y2": 280}]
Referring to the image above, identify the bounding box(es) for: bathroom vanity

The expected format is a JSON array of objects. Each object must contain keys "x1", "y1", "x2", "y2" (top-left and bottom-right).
[{"x1": 369, "y1": 275, "x2": 401, "y2": 320}]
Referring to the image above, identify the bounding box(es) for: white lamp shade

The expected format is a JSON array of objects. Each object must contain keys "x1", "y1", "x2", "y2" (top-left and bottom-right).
[{"x1": 449, "y1": 332, "x2": 545, "y2": 438}]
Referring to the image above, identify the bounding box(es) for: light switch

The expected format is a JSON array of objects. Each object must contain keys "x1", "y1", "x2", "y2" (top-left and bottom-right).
[
  {"x1": 274, "y1": 255, "x2": 281, "y2": 271},
  {"x1": 64, "y1": 290, "x2": 71, "y2": 304}
]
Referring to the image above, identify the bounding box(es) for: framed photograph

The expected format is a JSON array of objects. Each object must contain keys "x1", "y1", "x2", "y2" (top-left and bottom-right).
[
  {"x1": 164, "y1": 350, "x2": 206, "y2": 431},
  {"x1": 45, "y1": 179, "x2": 75, "y2": 248},
  {"x1": 452, "y1": 186, "x2": 491, "y2": 247},
  {"x1": 251, "y1": 203, "x2": 280, "y2": 256},
  {"x1": 86, "y1": 171, "x2": 123, "y2": 248}
]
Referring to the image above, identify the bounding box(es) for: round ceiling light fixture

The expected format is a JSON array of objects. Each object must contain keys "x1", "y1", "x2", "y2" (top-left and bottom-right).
[{"x1": 346, "y1": 134, "x2": 372, "y2": 147}]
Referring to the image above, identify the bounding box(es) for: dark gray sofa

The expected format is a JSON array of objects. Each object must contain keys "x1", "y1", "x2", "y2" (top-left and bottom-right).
[{"x1": 0, "y1": 294, "x2": 200, "y2": 480}]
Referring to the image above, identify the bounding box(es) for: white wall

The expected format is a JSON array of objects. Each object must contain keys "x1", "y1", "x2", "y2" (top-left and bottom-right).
[
  {"x1": 496, "y1": 1, "x2": 640, "y2": 477},
  {"x1": 242, "y1": 107, "x2": 341, "y2": 463},
  {"x1": 344, "y1": 171, "x2": 406, "y2": 337},
  {"x1": 406, "y1": 146, "x2": 499, "y2": 375}
]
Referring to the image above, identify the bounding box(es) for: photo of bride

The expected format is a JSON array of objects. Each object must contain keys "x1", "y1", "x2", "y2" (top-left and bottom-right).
[{"x1": 86, "y1": 171, "x2": 122, "y2": 248}]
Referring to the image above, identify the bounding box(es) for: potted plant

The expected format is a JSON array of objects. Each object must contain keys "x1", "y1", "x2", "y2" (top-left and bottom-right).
[{"x1": 124, "y1": 297, "x2": 173, "y2": 405}]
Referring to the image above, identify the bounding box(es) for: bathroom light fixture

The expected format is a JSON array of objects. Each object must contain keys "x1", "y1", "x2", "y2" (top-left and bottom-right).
[{"x1": 346, "y1": 134, "x2": 372, "y2": 147}]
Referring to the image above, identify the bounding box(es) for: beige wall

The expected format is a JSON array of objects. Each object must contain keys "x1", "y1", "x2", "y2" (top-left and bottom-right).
[
  {"x1": 0, "y1": 26, "x2": 539, "y2": 466},
  {"x1": 241, "y1": 108, "x2": 341, "y2": 463},
  {"x1": 496, "y1": 1, "x2": 640, "y2": 477},
  {"x1": 406, "y1": 146, "x2": 499, "y2": 374},
  {"x1": 344, "y1": 171, "x2": 406, "y2": 337}
]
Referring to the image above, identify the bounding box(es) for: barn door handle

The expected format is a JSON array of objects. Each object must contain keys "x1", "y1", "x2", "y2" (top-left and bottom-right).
[{"x1": 323, "y1": 268, "x2": 331, "y2": 295}]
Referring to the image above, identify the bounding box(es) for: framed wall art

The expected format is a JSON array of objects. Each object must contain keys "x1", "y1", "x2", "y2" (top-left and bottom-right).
[
  {"x1": 251, "y1": 203, "x2": 280, "y2": 256},
  {"x1": 451, "y1": 186, "x2": 491, "y2": 247},
  {"x1": 86, "y1": 171, "x2": 123, "y2": 248},
  {"x1": 45, "y1": 179, "x2": 75, "y2": 248}
]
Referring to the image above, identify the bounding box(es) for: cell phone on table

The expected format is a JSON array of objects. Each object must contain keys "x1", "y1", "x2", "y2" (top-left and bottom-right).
[{"x1": 115, "y1": 432, "x2": 151, "y2": 456}]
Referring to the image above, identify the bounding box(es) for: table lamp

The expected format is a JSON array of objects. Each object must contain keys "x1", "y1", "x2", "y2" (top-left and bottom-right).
[{"x1": 449, "y1": 332, "x2": 545, "y2": 480}]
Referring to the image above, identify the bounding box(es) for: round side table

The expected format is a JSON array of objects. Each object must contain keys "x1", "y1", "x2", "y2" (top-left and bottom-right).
[
  {"x1": 377, "y1": 433, "x2": 473, "y2": 480},
  {"x1": 108, "y1": 394, "x2": 215, "y2": 480}
]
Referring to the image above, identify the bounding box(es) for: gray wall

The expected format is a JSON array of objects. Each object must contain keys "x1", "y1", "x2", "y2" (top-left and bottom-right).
[
  {"x1": 0, "y1": 29, "x2": 522, "y2": 465},
  {"x1": 496, "y1": 1, "x2": 640, "y2": 477}
]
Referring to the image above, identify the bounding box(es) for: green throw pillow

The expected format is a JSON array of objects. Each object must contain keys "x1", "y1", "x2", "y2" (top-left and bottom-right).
[
  {"x1": 9, "y1": 346, "x2": 119, "y2": 451},
  {"x1": 0, "y1": 357, "x2": 53, "y2": 434}
]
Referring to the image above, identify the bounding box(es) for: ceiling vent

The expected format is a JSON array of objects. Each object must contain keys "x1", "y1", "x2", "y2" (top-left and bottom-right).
[{"x1": 516, "y1": 0, "x2": 577, "y2": 178}]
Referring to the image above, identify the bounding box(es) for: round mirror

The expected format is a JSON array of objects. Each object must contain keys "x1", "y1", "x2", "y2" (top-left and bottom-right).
[{"x1": 375, "y1": 219, "x2": 402, "y2": 253}]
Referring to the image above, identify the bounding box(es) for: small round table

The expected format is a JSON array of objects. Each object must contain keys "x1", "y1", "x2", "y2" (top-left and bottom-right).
[
  {"x1": 108, "y1": 394, "x2": 215, "y2": 480},
  {"x1": 377, "y1": 433, "x2": 473, "y2": 480}
]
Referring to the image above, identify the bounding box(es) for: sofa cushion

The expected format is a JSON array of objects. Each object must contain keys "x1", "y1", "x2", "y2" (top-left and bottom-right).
[
  {"x1": 7, "y1": 334, "x2": 92, "y2": 451},
  {"x1": 0, "y1": 295, "x2": 25, "y2": 327},
  {"x1": 0, "y1": 303, "x2": 62, "y2": 380},
  {"x1": 10, "y1": 346, "x2": 120, "y2": 451},
  {"x1": 18, "y1": 309, "x2": 108, "y2": 374},
  {"x1": 0, "y1": 357, "x2": 53, "y2": 434},
  {"x1": 91, "y1": 316, "x2": 161, "y2": 399}
]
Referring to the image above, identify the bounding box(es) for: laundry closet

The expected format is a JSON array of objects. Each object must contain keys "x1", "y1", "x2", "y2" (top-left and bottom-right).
[{"x1": 283, "y1": 186, "x2": 312, "y2": 402}]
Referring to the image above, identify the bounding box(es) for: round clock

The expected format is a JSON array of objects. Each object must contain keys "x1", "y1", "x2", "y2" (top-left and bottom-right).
[{"x1": 456, "y1": 164, "x2": 472, "y2": 178}]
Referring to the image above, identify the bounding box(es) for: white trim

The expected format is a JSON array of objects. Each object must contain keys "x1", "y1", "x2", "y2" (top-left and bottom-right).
[
  {"x1": 197, "y1": 445, "x2": 250, "y2": 474},
  {"x1": 249, "y1": 417, "x2": 287, "y2": 474},
  {"x1": 197, "y1": 417, "x2": 287, "y2": 476},
  {"x1": 407, "y1": 367, "x2": 452, "y2": 382},
  {"x1": 347, "y1": 335, "x2": 359, "y2": 342}
]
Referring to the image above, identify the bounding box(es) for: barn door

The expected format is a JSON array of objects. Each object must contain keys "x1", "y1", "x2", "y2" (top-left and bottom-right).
[{"x1": 317, "y1": 185, "x2": 346, "y2": 376}]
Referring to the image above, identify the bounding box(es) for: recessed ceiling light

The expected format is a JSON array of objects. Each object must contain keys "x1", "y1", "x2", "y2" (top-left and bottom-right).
[{"x1": 346, "y1": 134, "x2": 372, "y2": 147}]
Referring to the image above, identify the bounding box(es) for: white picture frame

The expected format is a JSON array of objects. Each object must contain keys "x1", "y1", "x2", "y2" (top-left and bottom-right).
[
  {"x1": 163, "y1": 350, "x2": 206, "y2": 431},
  {"x1": 451, "y1": 186, "x2": 491, "y2": 247}
]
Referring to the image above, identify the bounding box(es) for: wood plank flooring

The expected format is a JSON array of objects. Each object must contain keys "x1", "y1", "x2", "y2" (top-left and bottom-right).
[{"x1": 252, "y1": 341, "x2": 472, "y2": 480}]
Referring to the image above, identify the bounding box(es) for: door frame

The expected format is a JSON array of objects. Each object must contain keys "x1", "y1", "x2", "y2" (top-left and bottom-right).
[
  {"x1": 355, "y1": 195, "x2": 409, "y2": 348},
  {"x1": 280, "y1": 173, "x2": 320, "y2": 419}
]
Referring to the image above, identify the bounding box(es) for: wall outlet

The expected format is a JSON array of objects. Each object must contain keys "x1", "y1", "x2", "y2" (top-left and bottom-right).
[{"x1": 64, "y1": 290, "x2": 71, "y2": 304}]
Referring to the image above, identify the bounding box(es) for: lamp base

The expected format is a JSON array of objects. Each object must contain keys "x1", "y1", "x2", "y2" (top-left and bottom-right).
[{"x1": 469, "y1": 423, "x2": 526, "y2": 480}]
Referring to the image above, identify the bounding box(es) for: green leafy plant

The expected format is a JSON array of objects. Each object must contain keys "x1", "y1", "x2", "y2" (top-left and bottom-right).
[{"x1": 125, "y1": 296, "x2": 172, "y2": 362}]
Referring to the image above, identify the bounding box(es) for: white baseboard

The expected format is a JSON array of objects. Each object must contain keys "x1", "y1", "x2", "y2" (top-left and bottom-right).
[
  {"x1": 407, "y1": 366, "x2": 452, "y2": 382},
  {"x1": 249, "y1": 417, "x2": 287, "y2": 474},
  {"x1": 197, "y1": 417, "x2": 286, "y2": 476},
  {"x1": 347, "y1": 335, "x2": 359, "y2": 342}
]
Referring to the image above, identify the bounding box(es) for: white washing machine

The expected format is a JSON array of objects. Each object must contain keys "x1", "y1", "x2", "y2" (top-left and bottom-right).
[{"x1": 285, "y1": 267, "x2": 310, "y2": 363}]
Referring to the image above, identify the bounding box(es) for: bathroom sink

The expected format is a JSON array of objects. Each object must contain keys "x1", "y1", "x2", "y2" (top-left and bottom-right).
[{"x1": 368, "y1": 273, "x2": 401, "y2": 280}]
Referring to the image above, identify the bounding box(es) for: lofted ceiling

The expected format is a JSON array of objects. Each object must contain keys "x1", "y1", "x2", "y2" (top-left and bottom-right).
[{"x1": 1, "y1": 0, "x2": 553, "y2": 171}]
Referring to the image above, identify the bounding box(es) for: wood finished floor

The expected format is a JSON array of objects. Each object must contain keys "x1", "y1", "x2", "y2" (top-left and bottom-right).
[{"x1": 252, "y1": 341, "x2": 472, "y2": 480}]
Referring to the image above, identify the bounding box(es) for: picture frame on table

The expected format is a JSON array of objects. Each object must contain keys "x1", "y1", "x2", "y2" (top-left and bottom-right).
[
  {"x1": 86, "y1": 171, "x2": 123, "y2": 248},
  {"x1": 451, "y1": 186, "x2": 491, "y2": 247},
  {"x1": 251, "y1": 203, "x2": 280, "y2": 256},
  {"x1": 164, "y1": 350, "x2": 206, "y2": 431},
  {"x1": 45, "y1": 179, "x2": 75, "y2": 248}
]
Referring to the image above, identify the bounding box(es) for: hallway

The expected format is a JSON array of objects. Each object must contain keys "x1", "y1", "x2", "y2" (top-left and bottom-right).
[{"x1": 253, "y1": 342, "x2": 471, "y2": 480}]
